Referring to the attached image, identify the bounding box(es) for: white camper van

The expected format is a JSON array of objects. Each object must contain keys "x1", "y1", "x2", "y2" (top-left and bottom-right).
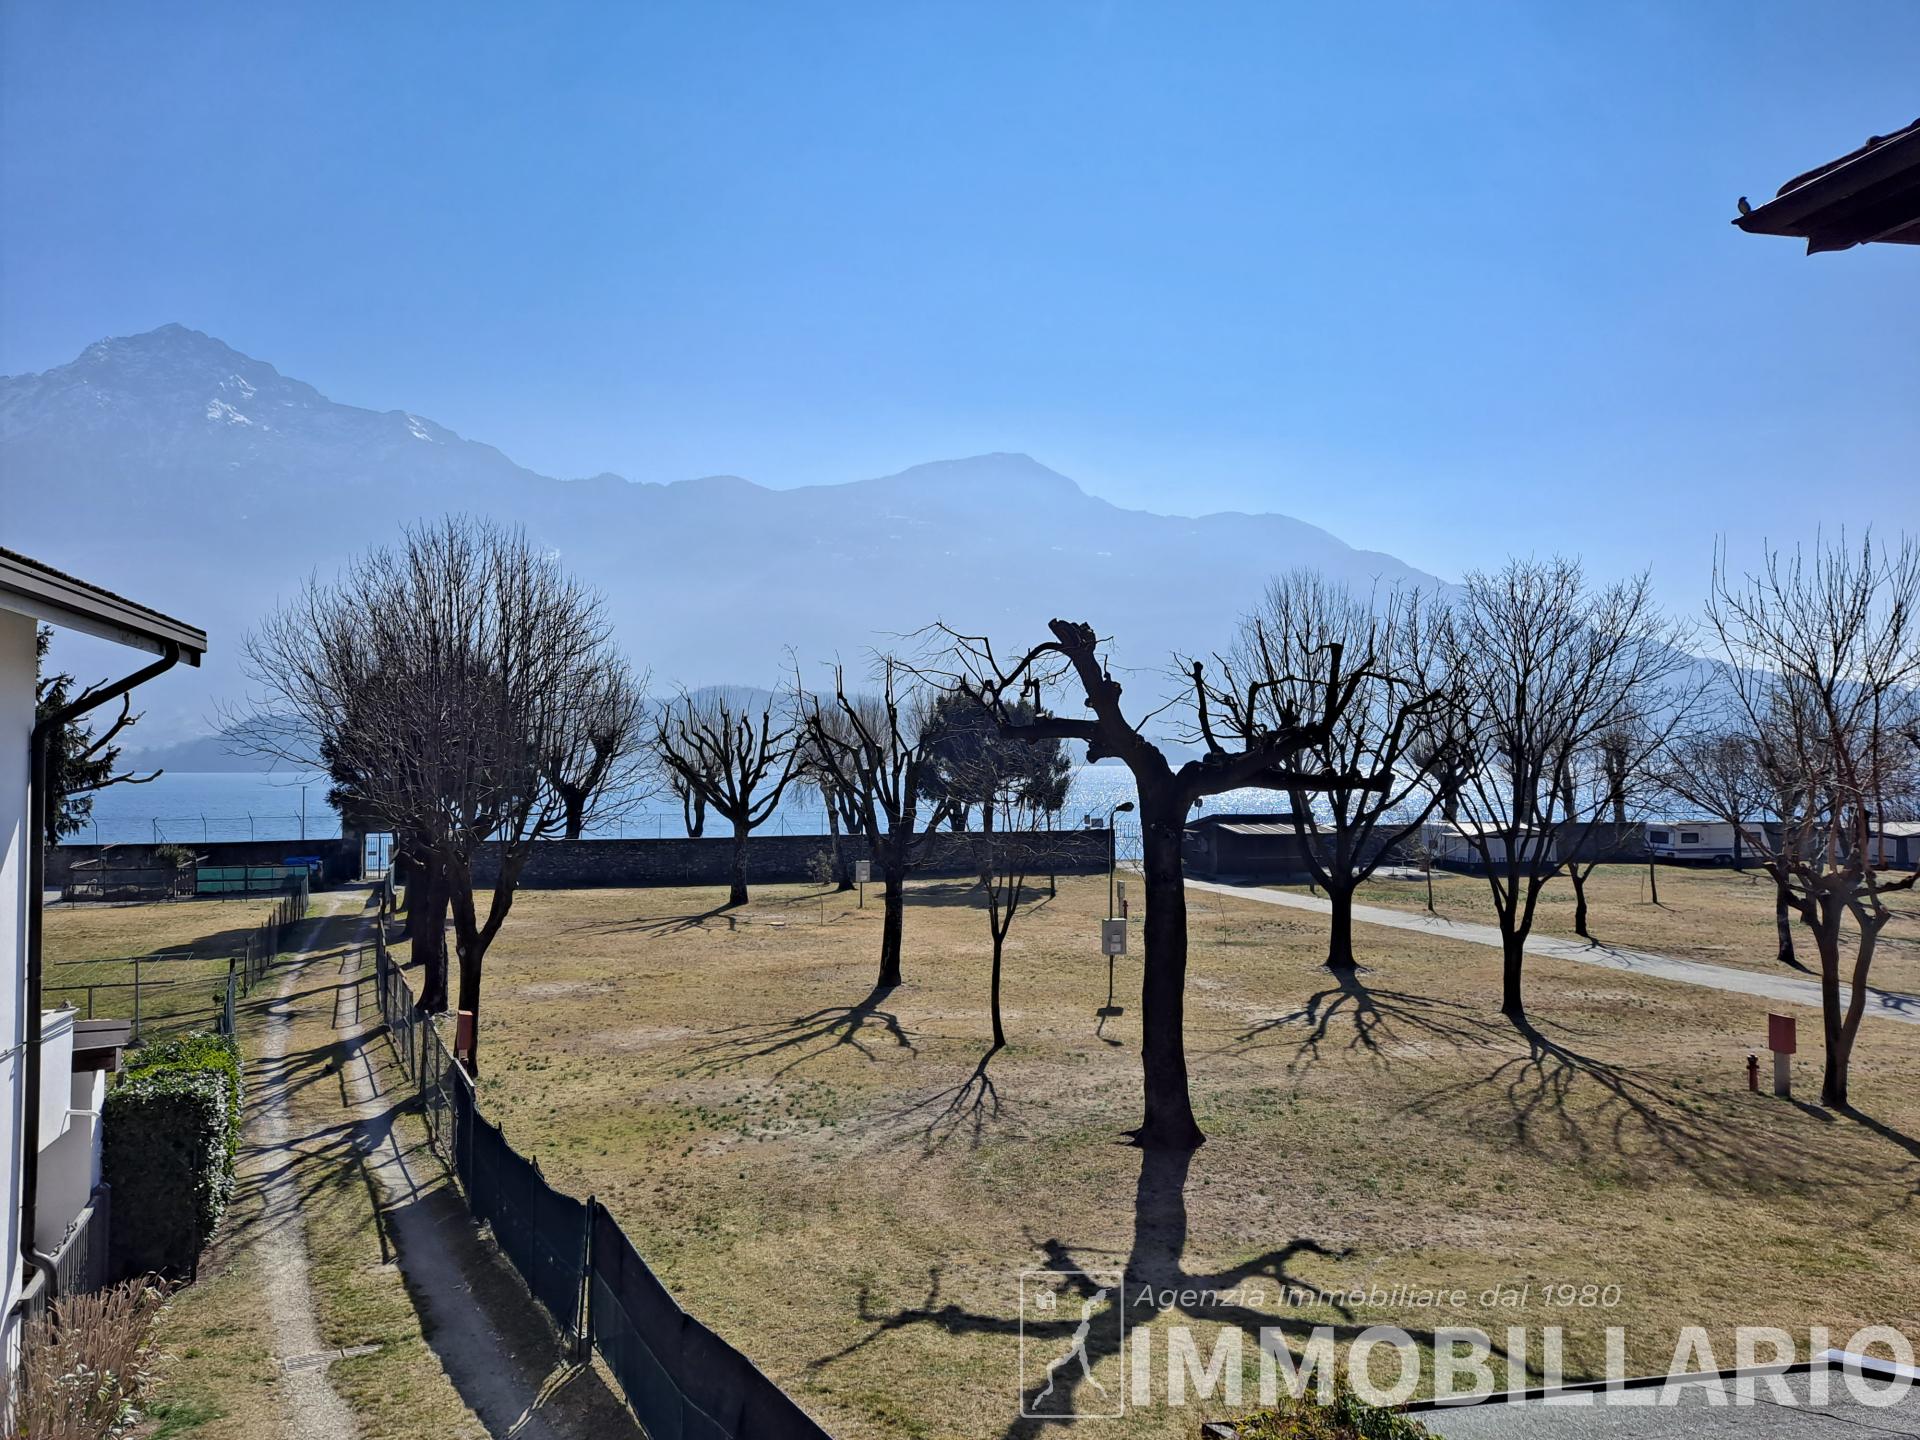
[{"x1": 1644, "y1": 820, "x2": 1748, "y2": 865}]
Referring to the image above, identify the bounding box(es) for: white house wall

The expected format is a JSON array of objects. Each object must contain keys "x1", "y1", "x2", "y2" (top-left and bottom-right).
[{"x1": 0, "y1": 609, "x2": 35, "y2": 1357}]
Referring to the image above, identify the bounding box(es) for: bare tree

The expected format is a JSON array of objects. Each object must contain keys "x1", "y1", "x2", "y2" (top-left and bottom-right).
[
  {"x1": 1559, "y1": 712, "x2": 1672, "y2": 940},
  {"x1": 940, "y1": 617, "x2": 1383, "y2": 1151},
  {"x1": 792, "y1": 714, "x2": 857, "y2": 890},
  {"x1": 797, "y1": 656, "x2": 944, "y2": 990},
  {"x1": 935, "y1": 701, "x2": 1062, "y2": 1053},
  {"x1": 1694, "y1": 535, "x2": 1920, "y2": 1107},
  {"x1": 1661, "y1": 728, "x2": 1802, "y2": 966},
  {"x1": 1223, "y1": 573, "x2": 1454, "y2": 971},
  {"x1": 543, "y1": 657, "x2": 650, "y2": 838},
  {"x1": 653, "y1": 690, "x2": 799, "y2": 907},
  {"x1": 667, "y1": 769, "x2": 709, "y2": 838},
  {"x1": 1442, "y1": 558, "x2": 1693, "y2": 1021},
  {"x1": 244, "y1": 517, "x2": 638, "y2": 1069}
]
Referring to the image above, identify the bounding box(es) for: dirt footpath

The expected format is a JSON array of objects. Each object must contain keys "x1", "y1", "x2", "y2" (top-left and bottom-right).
[
  {"x1": 326, "y1": 908, "x2": 637, "y2": 1439},
  {"x1": 165, "y1": 887, "x2": 638, "y2": 1440},
  {"x1": 251, "y1": 904, "x2": 365, "y2": 1440}
]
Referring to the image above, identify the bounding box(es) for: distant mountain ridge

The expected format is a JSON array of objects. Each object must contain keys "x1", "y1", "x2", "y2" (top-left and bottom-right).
[{"x1": 2, "y1": 325, "x2": 1446, "y2": 743}]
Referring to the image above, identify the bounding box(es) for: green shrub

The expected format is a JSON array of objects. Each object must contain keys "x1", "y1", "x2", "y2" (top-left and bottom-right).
[
  {"x1": 129, "y1": 1031, "x2": 243, "y2": 1168},
  {"x1": 104, "y1": 1032, "x2": 242, "y2": 1277},
  {"x1": 1233, "y1": 1382, "x2": 1432, "y2": 1439}
]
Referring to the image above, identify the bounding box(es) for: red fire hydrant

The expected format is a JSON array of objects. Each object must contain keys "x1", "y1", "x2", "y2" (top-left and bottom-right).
[{"x1": 1746, "y1": 1053, "x2": 1759, "y2": 1092}]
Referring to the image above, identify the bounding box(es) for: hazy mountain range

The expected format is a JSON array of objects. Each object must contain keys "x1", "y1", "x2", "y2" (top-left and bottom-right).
[{"x1": 2, "y1": 325, "x2": 1444, "y2": 751}]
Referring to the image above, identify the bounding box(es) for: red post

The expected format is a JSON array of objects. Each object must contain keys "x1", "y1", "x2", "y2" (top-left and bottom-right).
[
  {"x1": 454, "y1": 1009, "x2": 477, "y2": 1066},
  {"x1": 1767, "y1": 1014, "x2": 1797, "y2": 1054},
  {"x1": 1767, "y1": 1014, "x2": 1795, "y2": 1097},
  {"x1": 1747, "y1": 1054, "x2": 1759, "y2": 1092}
]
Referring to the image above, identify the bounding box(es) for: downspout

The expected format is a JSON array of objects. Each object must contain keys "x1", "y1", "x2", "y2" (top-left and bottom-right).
[{"x1": 17, "y1": 641, "x2": 180, "y2": 1313}]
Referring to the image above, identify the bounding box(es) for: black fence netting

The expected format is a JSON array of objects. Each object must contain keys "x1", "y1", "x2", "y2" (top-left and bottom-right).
[
  {"x1": 470, "y1": 1109, "x2": 589, "y2": 1335},
  {"x1": 372, "y1": 916, "x2": 830, "y2": 1438}
]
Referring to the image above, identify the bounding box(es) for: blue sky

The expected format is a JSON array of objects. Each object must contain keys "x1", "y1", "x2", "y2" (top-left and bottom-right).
[{"x1": 3, "y1": 2, "x2": 1916, "y2": 609}]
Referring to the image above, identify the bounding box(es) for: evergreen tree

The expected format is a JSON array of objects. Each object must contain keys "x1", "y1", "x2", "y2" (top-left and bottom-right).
[{"x1": 34, "y1": 625, "x2": 156, "y2": 844}]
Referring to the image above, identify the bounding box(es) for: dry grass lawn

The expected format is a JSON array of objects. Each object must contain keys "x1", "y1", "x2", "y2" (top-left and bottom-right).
[
  {"x1": 379, "y1": 874, "x2": 1920, "y2": 1439},
  {"x1": 41, "y1": 895, "x2": 280, "y2": 1039},
  {"x1": 1316, "y1": 862, "x2": 1920, "y2": 996}
]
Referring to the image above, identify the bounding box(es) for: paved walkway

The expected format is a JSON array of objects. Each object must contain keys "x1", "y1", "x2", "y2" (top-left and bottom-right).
[{"x1": 1185, "y1": 879, "x2": 1920, "y2": 1026}]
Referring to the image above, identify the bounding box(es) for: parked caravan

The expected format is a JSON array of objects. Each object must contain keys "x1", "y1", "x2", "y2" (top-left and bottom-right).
[{"x1": 1644, "y1": 820, "x2": 1753, "y2": 865}]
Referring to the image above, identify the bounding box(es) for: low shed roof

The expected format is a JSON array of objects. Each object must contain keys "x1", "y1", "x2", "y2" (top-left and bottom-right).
[{"x1": 1188, "y1": 812, "x2": 1297, "y2": 833}]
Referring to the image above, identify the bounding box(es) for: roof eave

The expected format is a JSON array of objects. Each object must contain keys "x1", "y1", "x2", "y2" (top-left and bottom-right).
[
  {"x1": 1734, "y1": 126, "x2": 1920, "y2": 253},
  {"x1": 0, "y1": 551, "x2": 207, "y2": 663}
]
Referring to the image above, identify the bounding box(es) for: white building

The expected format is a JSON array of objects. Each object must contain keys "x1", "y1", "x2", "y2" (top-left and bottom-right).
[
  {"x1": 1429, "y1": 820, "x2": 1544, "y2": 869},
  {"x1": 1, "y1": 548, "x2": 205, "y2": 1353},
  {"x1": 1868, "y1": 821, "x2": 1920, "y2": 871}
]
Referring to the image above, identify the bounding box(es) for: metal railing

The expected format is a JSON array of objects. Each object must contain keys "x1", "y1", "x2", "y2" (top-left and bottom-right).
[
  {"x1": 372, "y1": 919, "x2": 832, "y2": 1439},
  {"x1": 17, "y1": 1184, "x2": 114, "y2": 1321},
  {"x1": 51, "y1": 1184, "x2": 113, "y2": 1300}
]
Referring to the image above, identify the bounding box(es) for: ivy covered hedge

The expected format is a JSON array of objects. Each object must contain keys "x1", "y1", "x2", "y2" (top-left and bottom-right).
[
  {"x1": 1233, "y1": 1384, "x2": 1433, "y2": 1439},
  {"x1": 103, "y1": 1031, "x2": 243, "y2": 1278}
]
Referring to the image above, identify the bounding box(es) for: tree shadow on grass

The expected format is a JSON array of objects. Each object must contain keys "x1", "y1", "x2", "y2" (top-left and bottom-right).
[
  {"x1": 1836, "y1": 1105, "x2": 1920, "y2": 1223},
  {"x1": 808, "y1": 1146, "x2": 1508, "y2": 1437},
  {"x1": 1402, "y1": 1014, "x2": 1873, "y2": 1196},
  {"x1": 896, "y1": 880, "x2": 1062, "y2": 914},
  {"x1": 584, "y1": 901, "x2": 741, "y2": 938},
  {"x1": 880, "y1": 1043, "x2": 1004, "y2": 1154},
  {"x1": 683, "y1": 983, "x2": 914, "y2": 1077},
  {"x1": 1225, "y1": 966, "x2": 1508, "y2": 1075}
]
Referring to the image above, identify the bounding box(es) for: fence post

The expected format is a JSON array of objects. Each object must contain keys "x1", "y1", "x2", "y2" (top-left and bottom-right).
[
  {"x1": 578, "y1": 1195, "x2": 597, "y2": 1361},
  {"x1": 132, "y1": 956, "x2": 141, "y2": 1042}
]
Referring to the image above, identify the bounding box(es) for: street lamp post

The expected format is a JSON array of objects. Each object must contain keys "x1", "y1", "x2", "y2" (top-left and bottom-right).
[{"x1": 1107, "y1": 800, "x2": 1135, "y2": 919}]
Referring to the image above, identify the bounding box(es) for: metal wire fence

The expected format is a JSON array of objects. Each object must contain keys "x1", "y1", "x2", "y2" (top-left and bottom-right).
[
  {"x1": 217, "y1": 876, "x2": 309, "y2": 1039},
  {"x1": 371, "y1": 918, "x2": 831, "y2": 1438}
]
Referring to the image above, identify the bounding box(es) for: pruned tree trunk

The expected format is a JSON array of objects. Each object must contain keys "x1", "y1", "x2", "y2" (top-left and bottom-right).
[
  {"x1": 1570, "y1": 867, "x2": 1591, "y2": 938},
  {"x1": 989, "y1": 933, "x2": 1007, "y2": 1051},
  {"x1": 1774, "y1": 878, "x2": 1797, "y2": 967},
  {"x1": 1324, "y1": 881, "x2": 1358, "y2": 972},
  {"x1": 413, "y1": 849, "x2": 450, "y2": 1014},
  {"x1": 825, "y1": 802, "x2": 852, "y2": 891},
  {"x1": 1499, "y1": 897, "x2": 1528, "y2": 1020},
  {"x1": 456, "y1": 937, "x2": 483, "y2": 1073},
  {"x1": 878, "y1": 858, "x2": 905, "y2": 988},
  {"x1": 1813, "y1": 902, "x2": 1848, "y2": 1107},
  {"x1": 1137, "y1": 809, "x2": 1203, "y2": 1150},
  {"x1": 560, "y1": 786, "x2": 588, "y2": 839},
  {"x1": 728, "y1": 814, "x2": 750, "y2": 907}
]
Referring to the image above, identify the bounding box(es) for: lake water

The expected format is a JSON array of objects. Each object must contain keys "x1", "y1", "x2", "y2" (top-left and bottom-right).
[{"x1": 75, "y1": 766, "x2": 1286, "y2": 854}]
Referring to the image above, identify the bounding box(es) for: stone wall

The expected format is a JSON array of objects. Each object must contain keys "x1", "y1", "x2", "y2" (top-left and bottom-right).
[{"x1": 469, "y1": 828, "x2": 1111, "y2": 889}]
